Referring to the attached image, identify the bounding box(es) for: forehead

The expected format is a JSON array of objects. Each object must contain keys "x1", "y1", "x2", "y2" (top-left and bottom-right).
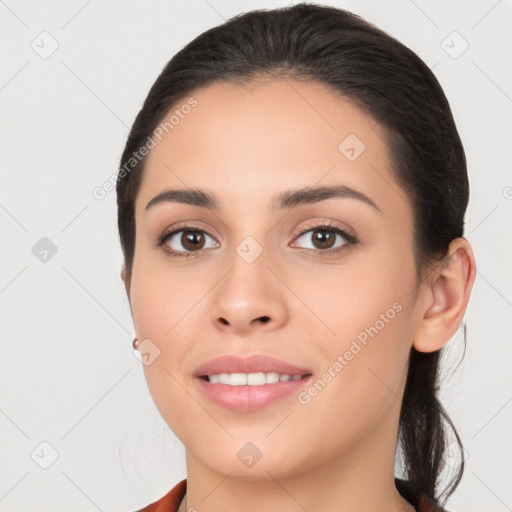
[{"x1": 135, "y1": 79, "x2": 410, "y2": 223}]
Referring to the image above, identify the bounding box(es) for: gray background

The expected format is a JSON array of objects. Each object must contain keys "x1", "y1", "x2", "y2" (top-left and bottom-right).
[{"x1": 1, "y1": 1, "x2": 510, "y2": 511}]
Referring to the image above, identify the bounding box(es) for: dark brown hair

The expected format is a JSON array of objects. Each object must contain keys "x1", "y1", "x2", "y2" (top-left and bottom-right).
[{"x1": 117, "y1": 3, "x2": 468, "y2": 505}]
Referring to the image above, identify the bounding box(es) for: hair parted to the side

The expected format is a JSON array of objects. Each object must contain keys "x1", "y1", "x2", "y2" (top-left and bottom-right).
[{"x1": 116, "y1": 3, "x2": 468, "y2": 505}]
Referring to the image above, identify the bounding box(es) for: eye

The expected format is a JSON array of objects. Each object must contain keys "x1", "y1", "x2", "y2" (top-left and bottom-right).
[
  {"x1": 156, "y1": 222, "x2": 358, "y2": 259},
  {"x1": 291, "y1": 223, "x2": 357, "y2": 255},
  {"x1": 157, "y1": 227, "x2": 219, "y2": 258}
]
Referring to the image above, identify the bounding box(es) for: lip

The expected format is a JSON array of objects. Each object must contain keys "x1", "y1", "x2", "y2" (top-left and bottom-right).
[
  {"x1": 193, "y1": 354, "x2": 311, "y2": 377},
  {"x1": 193, "y1": 354, "x2": 313, "y2": 412}
]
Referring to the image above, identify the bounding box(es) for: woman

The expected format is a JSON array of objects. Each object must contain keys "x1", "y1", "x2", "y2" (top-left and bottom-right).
[{"x1": 117, "y1": 4, "x2": 476, "y2": 511}]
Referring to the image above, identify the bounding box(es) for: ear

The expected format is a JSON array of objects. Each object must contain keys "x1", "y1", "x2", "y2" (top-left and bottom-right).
[
  {"x1": 121, "y1": 265, "x2": 130, "y2": 301},
  {"x1": 413, "y1": 237, "x2": 476, "y2": 353}
]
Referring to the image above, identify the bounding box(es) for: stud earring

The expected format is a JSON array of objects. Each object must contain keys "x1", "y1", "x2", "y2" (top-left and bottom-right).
[{"x1": 132, "y1": 337, "x2": 139, "y2": 350}]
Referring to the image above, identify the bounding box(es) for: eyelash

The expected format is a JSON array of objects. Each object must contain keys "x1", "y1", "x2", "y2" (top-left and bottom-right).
[{"x1": 156, "y1": 221, "x2": 358, "y2": 259}]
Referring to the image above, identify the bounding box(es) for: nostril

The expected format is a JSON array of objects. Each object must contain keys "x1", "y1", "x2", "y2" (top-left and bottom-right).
[{"x1": 259, "y1": 316, "x2": 270, "y2": 323}]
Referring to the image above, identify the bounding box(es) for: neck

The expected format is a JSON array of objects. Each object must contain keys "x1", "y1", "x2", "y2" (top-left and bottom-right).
[{"x1": 178, "y1": 422, "x2": 415, "y2": 512}]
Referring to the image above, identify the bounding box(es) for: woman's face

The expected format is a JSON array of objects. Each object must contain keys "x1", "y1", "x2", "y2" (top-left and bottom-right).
[{"x1": 127, "y1": 79, "x2": 426, "y2": 478}]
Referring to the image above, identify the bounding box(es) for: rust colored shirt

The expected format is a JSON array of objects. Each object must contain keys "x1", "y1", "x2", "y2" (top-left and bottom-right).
[{"x1": 136, "y1": 478, "x2": 448, "y2": 511}]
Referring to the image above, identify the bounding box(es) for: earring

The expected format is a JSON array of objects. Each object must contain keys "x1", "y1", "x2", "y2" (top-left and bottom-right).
[{"x1": 132, "y1": 337, "x2": 139, "y2": 350}]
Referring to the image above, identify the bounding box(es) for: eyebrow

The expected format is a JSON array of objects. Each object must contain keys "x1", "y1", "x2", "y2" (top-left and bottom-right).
[{"x1": 145, "y1": 184, "x2": 381, "y2": 213}]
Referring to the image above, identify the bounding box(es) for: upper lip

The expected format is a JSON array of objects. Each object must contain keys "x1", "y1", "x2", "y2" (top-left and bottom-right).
[{"x1": 193, "y1": 354, "x2": 312, "y2": 377}]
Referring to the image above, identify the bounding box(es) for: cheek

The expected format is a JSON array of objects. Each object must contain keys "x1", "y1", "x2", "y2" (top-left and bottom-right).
[
  {"x1": 129, "y1": 255, "x2": 199, "y2": 339},
  {"x1": 293, "y1": 252, "x2": 416, "y2": 415},
  {"x1": 300, "y1": 249, "x2": 416, "y2": 349},
  {"x1": 291, "y1": 300, "x2": 415, "y2": 460},
  {"x1": 129, "y1": 258, "x2": 209, "y2": 437}
]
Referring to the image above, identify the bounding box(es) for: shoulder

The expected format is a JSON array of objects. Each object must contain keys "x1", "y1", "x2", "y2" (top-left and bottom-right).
[{"x1": 135, "y1": 478, "x2": 187, "y2": 512}]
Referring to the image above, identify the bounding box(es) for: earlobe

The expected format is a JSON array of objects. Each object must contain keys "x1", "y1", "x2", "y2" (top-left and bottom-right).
[{"x1": 412, "y1": 238, "x2": 476, "y2": 353}]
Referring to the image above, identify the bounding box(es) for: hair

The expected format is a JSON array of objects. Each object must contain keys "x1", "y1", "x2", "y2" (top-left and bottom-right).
[{"x1": 116, "y1": 3, "x2": 469, "y2": 506}]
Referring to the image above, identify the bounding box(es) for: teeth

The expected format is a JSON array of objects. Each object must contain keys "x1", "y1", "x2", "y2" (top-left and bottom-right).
[{"x1": 206, "y1": 372, "x2": 304, "y2": 385}]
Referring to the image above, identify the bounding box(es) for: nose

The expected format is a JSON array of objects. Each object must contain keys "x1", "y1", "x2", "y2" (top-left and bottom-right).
[{"x1": 210, "y1": 248, "x2": 288, "y2": 336}]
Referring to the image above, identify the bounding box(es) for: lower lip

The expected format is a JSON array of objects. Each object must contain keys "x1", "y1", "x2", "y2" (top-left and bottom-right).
[{"x1": 195, "y1": 376, "x2": 312, "y2": 412}]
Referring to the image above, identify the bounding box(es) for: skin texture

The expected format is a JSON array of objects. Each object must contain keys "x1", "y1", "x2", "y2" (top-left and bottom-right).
[{"x1": 122, "y1": 79, "x2": 476, "y2": 512}]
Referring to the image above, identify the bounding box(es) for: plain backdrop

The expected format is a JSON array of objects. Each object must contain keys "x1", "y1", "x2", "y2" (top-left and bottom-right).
[{"x1": 1, "y1": 1, "x2": 511, "y2": 511}]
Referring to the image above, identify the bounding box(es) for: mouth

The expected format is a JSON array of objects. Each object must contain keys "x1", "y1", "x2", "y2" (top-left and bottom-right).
[
  {"x1": 198, "y1": 372, "x2": 311, "y2": 385},
  {"x1": 193, "y1": 354, "x2": 313, "y2": 412},
  {"x1": 193, "y1": 353, "x2": 312, "y2": 378}
]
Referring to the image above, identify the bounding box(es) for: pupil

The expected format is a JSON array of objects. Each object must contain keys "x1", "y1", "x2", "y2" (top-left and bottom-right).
[
  {"x1": 183, "y1": 231, "x2": 204, "y2": 250},
  {"x1": 314, "y1": 230, "x2": 334, "y2": 249}
]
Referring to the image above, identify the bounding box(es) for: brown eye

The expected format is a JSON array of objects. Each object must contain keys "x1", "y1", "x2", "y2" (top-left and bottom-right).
[
  {"x1": 309, "y1": 229, "x2": 336, "y2": 250},
  {"x1": 160, "y1": 228, "x2": 219, "y2": 256},
  {"x1": 292, "y1": 224, "x2": 356, "y2": 255},
  {"x1": 180, "y1": 230, "x2": 205, "y2": 251}
]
